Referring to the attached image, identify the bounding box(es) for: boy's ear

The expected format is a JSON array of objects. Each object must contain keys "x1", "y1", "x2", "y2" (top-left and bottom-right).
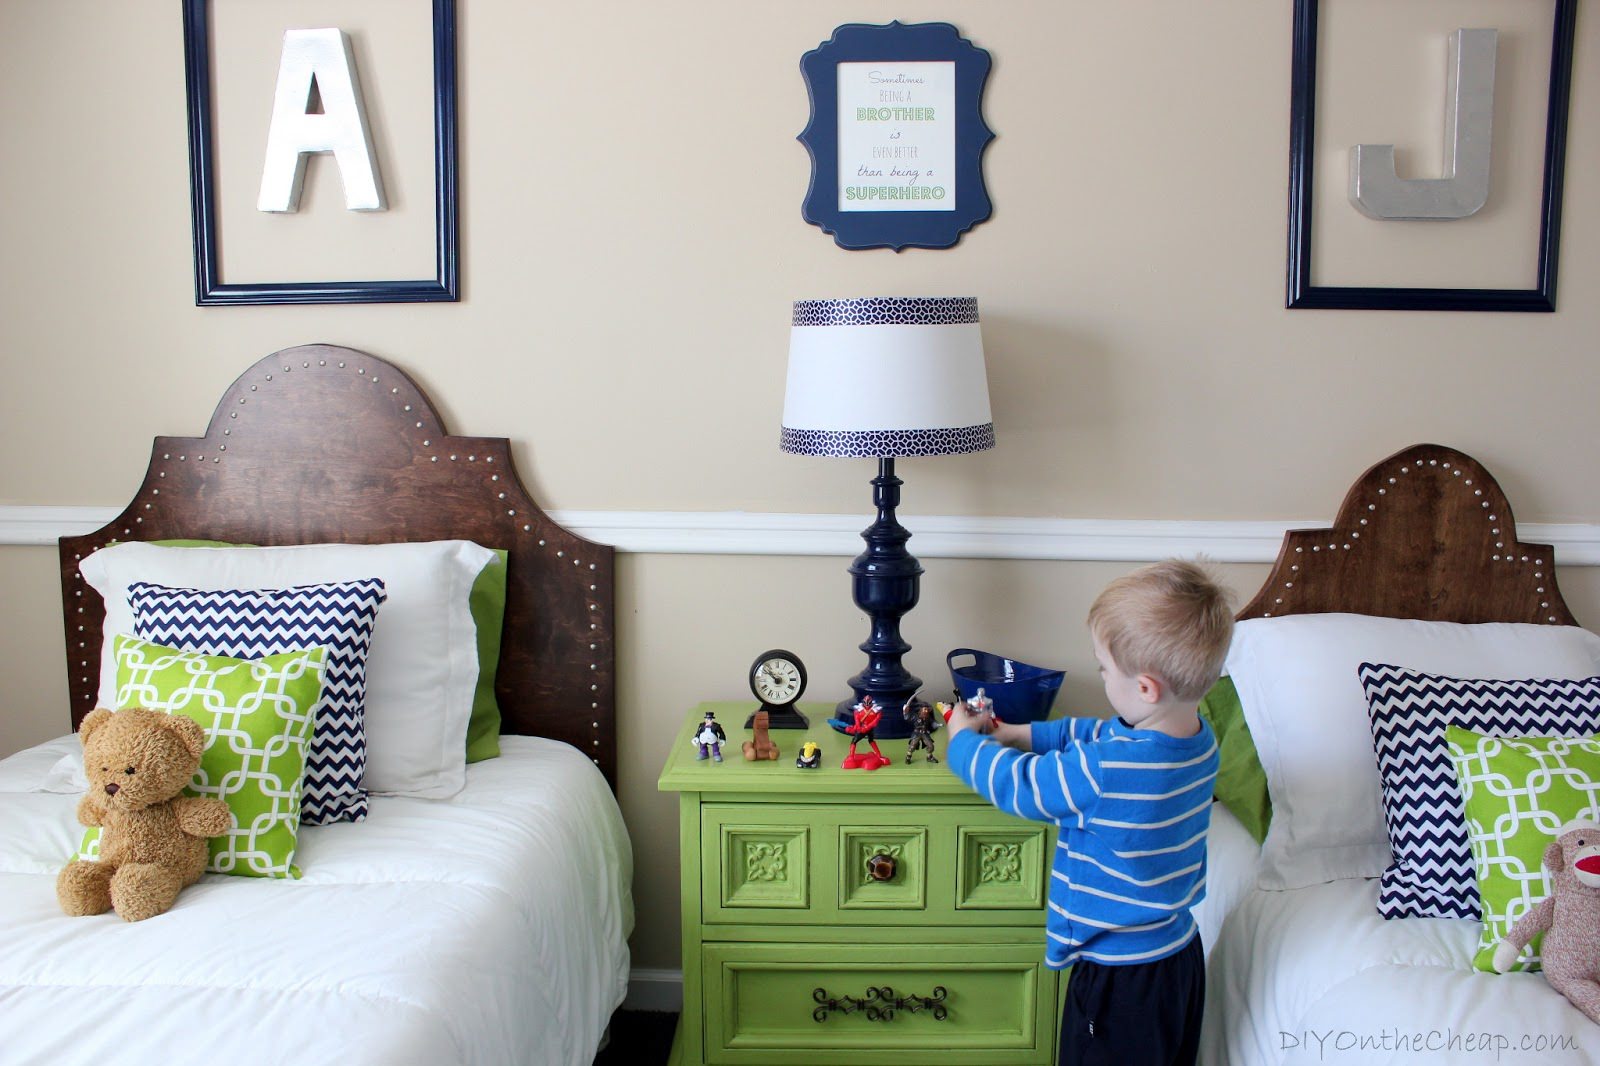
[{"x1": 1136, "y1": 674, "x2": 1165, "y2": 704}]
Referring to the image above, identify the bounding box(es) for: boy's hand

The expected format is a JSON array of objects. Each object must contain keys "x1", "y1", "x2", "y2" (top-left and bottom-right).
[
  {"x1": 945, "y1": 700, "x2": 995, "y2": 739},
  {"x1": 989, "y1": 720, "x2": 1031, "y2": 751}
]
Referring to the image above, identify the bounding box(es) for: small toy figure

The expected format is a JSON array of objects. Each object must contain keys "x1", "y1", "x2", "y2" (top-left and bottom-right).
[
  {"x1": 902, "y1": 694, "x2": 942, "y2": 764},
  {"x1": 796, "y1": 741, "x2": 822, "y2": 769},
  {"x1": 692, "y1": 710, "x2": 727, "y2": 762},
  {"x1": 841, "y1": 695, "x2": 891, "y2": 771},
  {"x1": 742, "y1": 710, "x2": 781, "y2": 761}
]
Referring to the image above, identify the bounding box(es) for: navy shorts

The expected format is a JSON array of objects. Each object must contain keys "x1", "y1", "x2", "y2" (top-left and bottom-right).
[{"x1": 1059, "y1": 933, "x2": 1204, "y2": 1066}]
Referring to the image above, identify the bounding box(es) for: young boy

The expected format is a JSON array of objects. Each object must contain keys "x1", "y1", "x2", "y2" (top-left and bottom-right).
[{"x1": 945, "y1": 559, "x2": 1232, "y2": 1066}]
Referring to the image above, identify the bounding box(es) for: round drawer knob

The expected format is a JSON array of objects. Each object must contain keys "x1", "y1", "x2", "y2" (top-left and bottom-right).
[{"x1": 867, "y1": 853, "x2": 897, "y2": 882}]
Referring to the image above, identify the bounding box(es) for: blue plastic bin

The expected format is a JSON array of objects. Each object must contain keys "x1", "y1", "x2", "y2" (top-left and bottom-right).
[{"x1": 947, "y1": 648, "x2": 1065, "y2": 724}]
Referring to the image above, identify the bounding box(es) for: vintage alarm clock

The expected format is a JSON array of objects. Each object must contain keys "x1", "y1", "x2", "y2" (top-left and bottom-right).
[{"x1": 745, "y1": 649, "x2": 809, "y2": 729}]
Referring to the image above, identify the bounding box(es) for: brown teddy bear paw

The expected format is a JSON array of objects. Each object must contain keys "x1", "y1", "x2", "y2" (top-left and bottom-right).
[
  {"x1": 109, "y1": 863, "x2": 184, "y2": 922},
  {"x1": 57, "y1": 859, "x2": 114, "y2": 916}
]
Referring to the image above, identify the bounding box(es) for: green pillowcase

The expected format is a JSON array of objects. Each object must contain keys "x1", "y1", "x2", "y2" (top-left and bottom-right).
[
  {"x1": 1198, "y1": 675, "x2": 1272, "y2": 844},
  {"x1": 464, "y1": 548, "x2": 506, "y2": 763},
  {"x1": 77, "y1": 635, "x2": 328, "y2": 879},
  {"x1": 1447, "y1": 725, "x2": 1600, "y2": 972},
  {"x1": 151, "y1": 539, "x2": 506, "y2": 762}
]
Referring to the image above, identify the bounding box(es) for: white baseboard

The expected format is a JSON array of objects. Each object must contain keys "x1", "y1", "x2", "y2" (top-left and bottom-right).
[
  {"x1": 4, "y1": 504, "x2": 1600, "y2": 565},
  {"x1": 624, "y1": 968, "x2": 683, "y2": 1012}
]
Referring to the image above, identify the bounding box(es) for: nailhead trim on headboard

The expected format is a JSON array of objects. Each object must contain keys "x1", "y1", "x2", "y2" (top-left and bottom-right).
[{"x1": 59, "y1": 345, "x2": 618, "y2": 789}]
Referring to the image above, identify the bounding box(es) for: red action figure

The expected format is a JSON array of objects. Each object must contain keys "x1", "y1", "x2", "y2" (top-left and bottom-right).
[{"x1": 841, "y1": 695, "x2": 891, "y2": 771}]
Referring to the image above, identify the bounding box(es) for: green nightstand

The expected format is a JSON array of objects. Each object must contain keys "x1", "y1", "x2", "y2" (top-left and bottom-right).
[{"x1": 658, "y1": 702, "x2": 1062, "y2": 1066}]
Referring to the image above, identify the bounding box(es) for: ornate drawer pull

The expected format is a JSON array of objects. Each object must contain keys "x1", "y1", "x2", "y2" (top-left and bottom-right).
[
  {"x1": 812, "y1": 986, "x2": 874, "y2": 1022},
  {"x1": 867, "y1": 852, "x2": 898, "y2": 881},
  {"x1": 811, "y1": 985, "x2": 949, "y2": 1023}
]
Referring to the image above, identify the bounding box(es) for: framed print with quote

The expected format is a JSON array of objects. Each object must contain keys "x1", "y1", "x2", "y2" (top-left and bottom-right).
[{"x1": 798, "y1": 21, "x2": 994, "y2": 251}]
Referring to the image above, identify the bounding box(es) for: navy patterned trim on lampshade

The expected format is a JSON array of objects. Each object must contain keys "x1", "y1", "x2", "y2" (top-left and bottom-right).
[
  {"x1": 793, "y1": 296, "x2": 980, "y2": 328},
  {"x1": 780, "y1": 423, "x2": 995, "y2": 458}
]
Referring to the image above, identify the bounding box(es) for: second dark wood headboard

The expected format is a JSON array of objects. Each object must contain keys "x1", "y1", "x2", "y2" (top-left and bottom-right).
[
  {"x1": 58, "y1": 345, "x2": 618, "y2": 789},
  {"x1": 1238, "y1": 443, "x2": 1576, "y2": 627}
]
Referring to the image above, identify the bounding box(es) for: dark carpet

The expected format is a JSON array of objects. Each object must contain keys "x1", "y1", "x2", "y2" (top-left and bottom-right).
[{"x1": 594, "y1": 1009, "x2": 679, "y2": 1066}]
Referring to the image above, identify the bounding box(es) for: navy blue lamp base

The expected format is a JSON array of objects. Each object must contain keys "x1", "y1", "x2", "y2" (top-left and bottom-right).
[{"x1": 836, "y1": 458, "x2": 924, "y2": 739}]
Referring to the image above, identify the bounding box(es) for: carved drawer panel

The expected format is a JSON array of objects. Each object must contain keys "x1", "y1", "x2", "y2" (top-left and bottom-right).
[
  {"x1": 837, "y1": 825, "x2": 926, "y2": 911},
  {"x1": 956, "y1": 825, "x2": 1049, "y2": 911},
  {"x1": 717, "y1": 824, "x2": 810, "y2": 910}
]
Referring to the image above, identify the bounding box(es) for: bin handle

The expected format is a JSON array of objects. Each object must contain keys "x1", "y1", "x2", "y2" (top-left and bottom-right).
[{"x1": 947, "y1": 648, "x2": 980, "y2": 671}]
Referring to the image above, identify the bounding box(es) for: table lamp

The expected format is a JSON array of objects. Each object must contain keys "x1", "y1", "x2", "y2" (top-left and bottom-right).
[{"x1": 781, "y1": 296, "x2": 994, "y2": 738}]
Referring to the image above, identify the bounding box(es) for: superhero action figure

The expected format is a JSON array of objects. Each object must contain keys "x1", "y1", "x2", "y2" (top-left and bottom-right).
[
  {"x1": 842, "y1": 695, "x2": 891, "y2": 771},
  {"x1": 902, "y1": 694, "x2": 942, "y2": 764},
  {"x1": 692, "y1": 710, "x2": 727, "y2": 762}
]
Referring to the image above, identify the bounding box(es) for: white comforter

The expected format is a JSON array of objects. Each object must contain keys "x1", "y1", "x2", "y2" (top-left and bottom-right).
[
  {"x1": 0, "y1": 734, "x2": 634, "y2": 1066},
  {"x1": 1202, "y1": 877, "x2": 1600, "y2": 1065},
  {"x1": 1192, "y1": 804, "x2": 1261, "y2": 961}
]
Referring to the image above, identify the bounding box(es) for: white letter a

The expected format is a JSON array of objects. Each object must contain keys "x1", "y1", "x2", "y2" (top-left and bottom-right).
[{"x1": 258, "y1": 28, "x2": 385, "y2": 212}]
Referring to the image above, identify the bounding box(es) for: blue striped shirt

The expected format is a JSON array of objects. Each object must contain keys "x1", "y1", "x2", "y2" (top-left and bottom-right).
[{"x1": 947, "y1": 715, "x2": 1219, "y2": 969}]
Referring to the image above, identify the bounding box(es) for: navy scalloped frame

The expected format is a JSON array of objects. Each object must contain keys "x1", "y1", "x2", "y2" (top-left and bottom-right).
[
  {"x1": 181, "y1": 0, "x2": 459, "y2": 305},
  {"x1": 799, "y1": 21, "x2": 994, "y2": 251}
]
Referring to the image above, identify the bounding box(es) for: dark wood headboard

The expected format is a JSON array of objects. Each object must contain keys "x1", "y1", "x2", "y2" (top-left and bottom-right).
[
  {"x1": 58, "y1": 345, "x2": 617, "y2": 789},
  {"x1": 1239, "y1": 443, "x2": 1576, "y2": 626}
]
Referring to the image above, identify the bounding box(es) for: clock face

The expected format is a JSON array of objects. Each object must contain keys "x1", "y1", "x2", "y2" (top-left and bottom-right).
[{"x1": 751, "y1": 653, "x2": 804, "y2": 706}]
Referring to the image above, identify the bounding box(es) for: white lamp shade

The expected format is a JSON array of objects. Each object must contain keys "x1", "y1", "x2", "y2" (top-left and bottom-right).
[{"x1": 780, "y1": 297, "x2": 995, "y2": 458}]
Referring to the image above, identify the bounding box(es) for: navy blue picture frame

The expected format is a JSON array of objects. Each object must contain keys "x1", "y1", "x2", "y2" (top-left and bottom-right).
[
  {"x1": 1286, "y1": 0, "x2": 1575, "y2": 312},
  {"x1": 798, "y1": 21, "x2": 994, "y2": 251},
  {"x1": 182, "y1": 0, "x2": 459, "y2": 305}
]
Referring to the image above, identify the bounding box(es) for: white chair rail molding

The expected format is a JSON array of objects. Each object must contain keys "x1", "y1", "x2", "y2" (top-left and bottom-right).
[{"x1": 5, "y1": 505, "x2": 1600, "y2": 565}]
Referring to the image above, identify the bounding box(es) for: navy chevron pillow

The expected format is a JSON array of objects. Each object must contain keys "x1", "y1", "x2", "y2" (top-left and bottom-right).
[
  {"x1": 1359, "y1": 663, "x2": 1600, "y2": 919},
  {"x1": 129, "y1": 580, "x2": 387, "y2": 825}
]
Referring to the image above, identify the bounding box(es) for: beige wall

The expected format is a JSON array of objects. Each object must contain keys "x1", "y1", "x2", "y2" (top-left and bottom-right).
[{"x1": 3, "y1": 1, "x2": 1598, "y2": 972}]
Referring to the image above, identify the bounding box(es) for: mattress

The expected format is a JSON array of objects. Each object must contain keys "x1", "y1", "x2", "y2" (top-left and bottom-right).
[
  {"x1": 0, "y1": 734, "x2": 634, "y2": 1066},
  {"x1": 1202, "y1": 876, "x2": 1596, "y2": 1066}
]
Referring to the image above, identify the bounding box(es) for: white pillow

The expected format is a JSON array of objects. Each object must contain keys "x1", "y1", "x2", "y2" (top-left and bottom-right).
[
  {"x1": 0, "y1": 735, "x2": 84, "y2": 794},
  {"x1": 78, "y1": 540, "x2": 496, "y2": 799},
  {"x1": 1225, "y1": 613, "x2": 1600, "y2": 890}
]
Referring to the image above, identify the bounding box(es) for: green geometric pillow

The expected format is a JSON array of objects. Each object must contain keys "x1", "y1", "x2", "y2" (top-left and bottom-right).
[
  {"x1": 77, "y1": 635, "x2": 327, "y2": 879},
  {"x1": 1446, "y1": 725, "x2": 1600, "y2": 972}
]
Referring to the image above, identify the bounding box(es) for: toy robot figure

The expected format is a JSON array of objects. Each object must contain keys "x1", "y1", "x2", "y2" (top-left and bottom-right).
[
  {"x1": 796, "y1": 741, "x2": 822, "y2": 769},
  {"x1": 902, "y1": 694, "x2": 942, "y2": 764},
  {"x1": 841, "y1": 695, "x2": 890, "y2": 771},
  {"x1": 692, "y1": 710, "x2": 727, "y2": 762}
]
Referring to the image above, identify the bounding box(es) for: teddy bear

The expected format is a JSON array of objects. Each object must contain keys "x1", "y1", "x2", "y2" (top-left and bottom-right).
[
  {"x1": 56, "y1": 708, "x2": 231, "y2": 922},
  {"x1": 1492, "y1": 818, "x2": 1600, "y2": 1023}
]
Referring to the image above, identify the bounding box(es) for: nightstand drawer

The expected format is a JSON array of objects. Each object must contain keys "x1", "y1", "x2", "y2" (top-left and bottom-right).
[
  {"x1": 702, "y1": 804, "x2": 1051, "y2": 926},
  {"x1": 704, "y1": 942, "x2": 1054, "y2": 1064}
]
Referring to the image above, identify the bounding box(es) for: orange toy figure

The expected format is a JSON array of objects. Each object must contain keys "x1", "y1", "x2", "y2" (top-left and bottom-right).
[
  {"x1": 841, "y1": 695, "x2": 891, "y2": 771},
  {"x1": 742, "y1": 710, "x2": 781, "y2": 761}
]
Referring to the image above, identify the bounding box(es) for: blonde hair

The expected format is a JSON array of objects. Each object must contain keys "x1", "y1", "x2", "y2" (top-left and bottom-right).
[{"x1": 1087, "y1": 559, "x2": 1234, "y2": 701}]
